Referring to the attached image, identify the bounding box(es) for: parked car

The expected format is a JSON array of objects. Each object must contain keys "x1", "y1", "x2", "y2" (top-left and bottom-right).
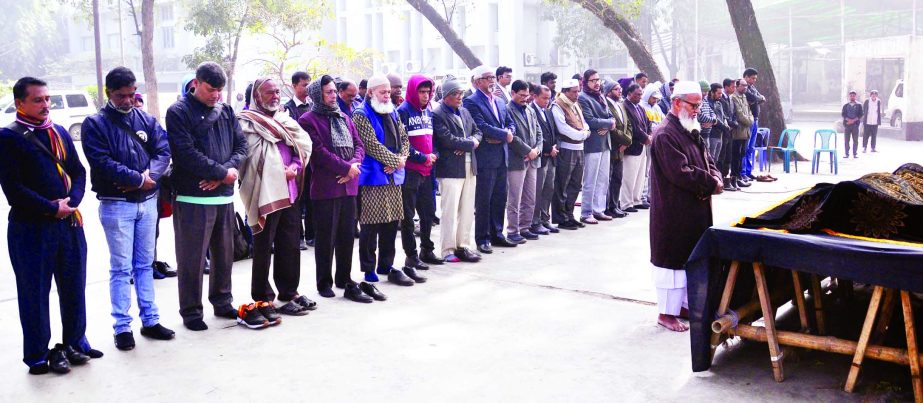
[
  {"x1": 0, "y1": 90, "x2": 96, "y2": 140},
  {"x1": 887, "y1": 79, "x2": 904, "y2": 128}
]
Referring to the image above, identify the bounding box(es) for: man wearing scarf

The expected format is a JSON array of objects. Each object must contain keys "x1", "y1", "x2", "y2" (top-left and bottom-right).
[
  {"x1": 81, "y1": 67, "x2": 174, "y2": 350},
  {"x1": 649, "y1": 81, "x2": 723, "y2": 332},
  {"x1": 0, "y1": 77, "x2": 102, "y2": 375},
  {"x1": 238, "y1": 77, "x2": 316, "y2": 318},
  {"x1": 166, "y1": 62, "x2": 249, "y2": 331},
  {"x1": 298, "y1": 75, "x2": 372, "y2": 303},
  {"x1": 577, "y1": 69, "x2": 616, "y2": 224},
  {"x1": 397, "y1": 74, "x2": 443, "y2": 270},
  {"x1": 353, "y1": 74, "x2": 419, "y2": 291},
  {"x1": 551, "y1": 78, "x2": 591, "y2": 230}
]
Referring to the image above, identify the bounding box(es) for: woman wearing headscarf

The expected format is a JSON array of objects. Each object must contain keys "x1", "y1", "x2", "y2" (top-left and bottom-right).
[{"x1": 297, "y1": 75, "x2": 373, "y2": 303}]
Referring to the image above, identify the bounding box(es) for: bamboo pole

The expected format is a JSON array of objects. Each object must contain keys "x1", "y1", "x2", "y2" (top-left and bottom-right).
[
  {"x1": 845, "y1": 286, "x2": 884, "y2": 393},
  {"x1": 754, "y1": 262, "x2": 785, "y2": 382},
  {"x1": 710, "y1": 261, "x2": 741, "y2": 359},
  {"x1": 791, "y1": 271, "x2": 811, "y2": 332},
  {"x1": 729, "y1": 323, "x2": 923, "y2": 366},
  {"x1": 873, "y1": 289, "x2": 897, "y2": 345},
  {"x1": 811, "y1": 274, "x2": 827, "y2": 335},
  {"x1": 901, "y1": 291, "x2": 923, "y2": 402},
  {"x1": 712, "y1": 280, "x2": 799, "y2": 334}
]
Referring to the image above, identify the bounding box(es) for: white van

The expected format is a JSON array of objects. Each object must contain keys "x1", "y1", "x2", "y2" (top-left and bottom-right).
[
  {"x1": 0, "y1": 90, "x2": 97, "y2": 140},
  {"x1": 887, "y1": 79, "x2": 904, "y2": 128}
]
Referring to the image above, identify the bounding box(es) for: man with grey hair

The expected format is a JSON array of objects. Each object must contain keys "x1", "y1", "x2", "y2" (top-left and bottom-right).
[
  {"x1": 649, "y1": 81, "x2": 723, "y2": 332},
  {"x1": 433, "y1": 78, "x2": 482, "y2": 263},
  {"x1": 551, "y1": 78, "x2": 591, "y2": 230}
]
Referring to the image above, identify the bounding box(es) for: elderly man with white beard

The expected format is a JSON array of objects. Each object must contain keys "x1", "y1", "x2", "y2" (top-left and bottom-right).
[
  {"x1": 238, "y1": 77, "x2": 316, "y2": 324},
  {"x1": 648, "y1": 81, "x2": 723, "y2": 332}
]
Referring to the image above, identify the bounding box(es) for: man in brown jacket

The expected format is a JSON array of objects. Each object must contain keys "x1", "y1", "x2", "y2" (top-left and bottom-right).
[{"x1": 649, "y1": 81, "x2": 723, "y2": 332}]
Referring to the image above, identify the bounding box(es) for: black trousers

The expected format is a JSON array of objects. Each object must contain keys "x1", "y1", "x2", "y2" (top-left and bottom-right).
[
  {"x1": 359, "y1": 221, "x2": 399, "y2": 272},
  {"x1": 400, "y1": 170, "x2": 436, "y2": 257},
  {"x1": 301, "y1": 168, "x2": 315, "y2": 241},
  {"x1": 552, "y1": 148, "x2": 584, "y2": 224},
  {"x1": 731, "y1": 139, "x2": 748, "y2": 177},
  {"x1": 475, "y1": 166, "x2": 508, "y2": 243},
  {"x1": 9, "y1": 220, "x2": 90, "y2": 367},
  {"x1": 313, "y1": 196, "x2": 357, "y2": 291},
  {"x1": 862, "y1": 124, "x2": 878, "y2": 150},
  {"x1": 251, "y1": 204, "x2": 301, "y2": 302},
  {"x1": 606, "y1": 157, "x2": 624, "y2": 213},
  {"x1": 173, "y1": 201, "x2": 235, "y2": 323},
  {"x1": 718, "y1": 129, "x2": 734, "y2": 178},
  {"x1": 844, "y1": 124, "x2": 859, "y2": 155}
]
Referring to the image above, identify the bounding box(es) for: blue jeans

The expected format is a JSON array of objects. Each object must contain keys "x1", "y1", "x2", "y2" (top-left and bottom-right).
[
  {"x1": 742, "y1": 120, "x2": 758, "y2": 177},
  {"x1": 99, "y1": 198, "x2": 160, "y2": 334}
]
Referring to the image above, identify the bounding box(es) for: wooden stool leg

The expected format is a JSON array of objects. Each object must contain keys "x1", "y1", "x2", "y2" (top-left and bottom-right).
[
  {"x1": 791, "y1": 271, "x2": 810, "y2": 333},
  {"x1": 844, "y1": 286, "x2": 884, "y2": 393},
  {"x1": 754, "y1": 262, "x2": 784, "y2": 382},
  {"x1": 872, "y1": 289, "x2": 897, "y2": 345},
  {"x1": 901, "y1": 291, "x2": 923, "y2": 402},
  {"x1": 810, "y1": 275, "x2": 826, "y2": 335},
  {"x1": 710, "y1": 261, "x2": 741, "y2": 361}
]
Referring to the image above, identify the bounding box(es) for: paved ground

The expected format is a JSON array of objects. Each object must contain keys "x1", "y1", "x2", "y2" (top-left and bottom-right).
[{"x1": 0, "y1": 121, "x2": 919, "y2": 402}]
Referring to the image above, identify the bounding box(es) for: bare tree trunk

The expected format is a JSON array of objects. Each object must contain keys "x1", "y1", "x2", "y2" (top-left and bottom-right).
[
  {"x1": 726, "y1": 0, "x2": 788, "y2": 149},
  {"x1": 140, "y1": 0, "x2": 160, "y2": 119},
  {"x1": 406, "y1": 0, "x2": 482, "y2": 69},
  {"x1": 570, "y1": 0, "x2": 664, "y2": 83},
  {"x1": 92, "y1": 0, "x2": 104, "y2": 108},
  {"x1": 226, "y1": 4, "x2": 250, "y2": 104}
]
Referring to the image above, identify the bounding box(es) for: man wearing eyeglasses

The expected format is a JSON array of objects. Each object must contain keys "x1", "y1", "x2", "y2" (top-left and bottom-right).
[
  {"x1": 463, "y1": 65, "x2": 518, "y2": 254},
  {"x1": 649, "y1": 81, "x2": 723, "y2": 332}
]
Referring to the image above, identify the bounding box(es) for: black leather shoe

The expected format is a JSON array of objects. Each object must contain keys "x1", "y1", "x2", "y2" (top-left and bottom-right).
[
  {"x1": 214, "y1": 306, "x2": 238, "y2": 320},
  {"x1": 403, "y1": 267, "x2": 427, "y2": 283},
  {"x1": 62, "y1": 345, "x2": 89, "y2": 365},
  {"x1": 633, "y1": 203, "x2": 650, "y2": 210},
  {"x1": 456, "y1": 248, "x2": 482, "y2": 262},
  {"x1": 542, "y1": 223, "x2": 560, "y2": 233},
  {"x1": 610, "y1": 209, "x2": 628, "y2": 218},
  {"x1": 573, "y1": 219, "x2": 586, "y2": 228},
  {"x1": 48, "y1": 346, "x2": 70, "y2": 374},
  {"x1": 491, "y1": 236, "x2": 518, "y2": 247},
  {"x1": 557, "y1": 221, "x2": 578, "y2": 230},
  {"x1": 420, "y1": 250, "x2": 444, "y2": 266},
  {"x1": 623, "y1": 206, "x2": 639, "y2": 213},
  {"x1": 530, "y1": 225, "x2": 550, "y2": 235},
  {"x1": 140, "y1": 323, "x2": 176, "y2": 340},
  {"x1": 388, "y1": 270, "x2": 415, "y2": 286},
  {"x1": 477, "y1": 242, "x2": 493, "y2": 254},
  {"x1": 28, "y1": 363, "x2": 49, "y2": 375},
  {"x1": 404, "y1": 256, "x2": 430, "y2": 271},
  {"x1": 344, "y1": 284, "x2": 373, "y2": 303},
  {"x1": 520, "y1": 230, "x2": 539, "y2": 240},
  {"x1": 114, "y1": 332, "x2": 135, "y2": 351},
  {"x1": 359, "y1": 282, "x2": 387, "y2": 301}
]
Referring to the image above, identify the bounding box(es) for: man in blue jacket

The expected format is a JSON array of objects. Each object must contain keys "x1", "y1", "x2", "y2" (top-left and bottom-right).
[
  {"x1": 82, "y1": 67, "x2": 175, "y2": 350},
  {"x1": 166, "y1": 62, "x2": 249, "y2": 331},
  {"x1": 0, "y1": 77, "x2": 102, "y2": 375},
  {"x1": 463, "y1": 65, "x2": 518, "y2": 254}
]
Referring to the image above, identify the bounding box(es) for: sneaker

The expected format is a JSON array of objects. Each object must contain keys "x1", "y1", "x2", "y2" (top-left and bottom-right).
[
  {"x1": 364, "y1": 271, "x2": 380, "y2": 282},
  {"x1": 257, "y1": 301, "x2": 282, "y2": 326},
  {"x1": 443, "y1": 254, "x2": 462, "y2": 263},
  {"x1": 236, "y1": 303, "x2": 270, "y2": 329},
  {"x1": 114, "y1": 332, "x2": 135, "y2": 351}
]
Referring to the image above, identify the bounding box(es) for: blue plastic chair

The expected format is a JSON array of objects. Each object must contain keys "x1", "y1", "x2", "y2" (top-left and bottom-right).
[
  {"x1": 753, "y1": 128, "x2": 771, "y2": 172},
  {"x1": 812, "y1": 129, "x2": 838, "y2": 175},
  {"x1": 768, "y1": 129, "x2": 800, "y2": 173}
]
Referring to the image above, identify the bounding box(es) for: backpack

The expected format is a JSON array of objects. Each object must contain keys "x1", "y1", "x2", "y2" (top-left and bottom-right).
[{"x1": 233, "y1": 212, "x2": 253, "y2": 261}]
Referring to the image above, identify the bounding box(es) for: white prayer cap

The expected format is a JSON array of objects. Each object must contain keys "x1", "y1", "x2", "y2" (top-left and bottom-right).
[
  {"x1": 366, "y1": 74, "x2": 390, "y2": 91},
  {"x1": 561, "y1": 78, "x2": 580, "y2": 90},
  {"x1": 470, "y1": 65, "x2": 495, "y2": 80},
  {"x1": 671, "y1": 80, "x2": 701, "y2": 98}
]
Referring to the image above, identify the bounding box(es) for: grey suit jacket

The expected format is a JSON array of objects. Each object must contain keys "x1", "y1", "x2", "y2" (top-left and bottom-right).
[
  {"x1": 506, "y1": 101, "x2": 543, "y2": 171},
  {"x1": 432, "y1": 102, "x2": 482, "y2": 178}
]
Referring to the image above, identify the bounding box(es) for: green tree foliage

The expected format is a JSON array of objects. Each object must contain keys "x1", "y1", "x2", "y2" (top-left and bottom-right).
[
  {"x1": 0, "y1": 1, "x2": 69, "y2": 80},
  {"x1": 182, "y1": 0, "x2": 255, "y2": 99},
  {"x1": 247, "y1": 0, "x2": 332, "y2": 83}
]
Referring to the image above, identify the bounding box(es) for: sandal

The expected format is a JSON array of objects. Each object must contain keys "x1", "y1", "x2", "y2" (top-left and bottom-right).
[
  {"x1": 277, "y1": 301, "x2": 309, "y2": 316},
  {"x1": 293, "y1": 295, "x2": 318, "y2": 311}
]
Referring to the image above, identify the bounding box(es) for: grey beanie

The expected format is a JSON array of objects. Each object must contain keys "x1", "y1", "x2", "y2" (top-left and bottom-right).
[{"x1": 441, "y1": 78, "x2": 465, "y2": 96}]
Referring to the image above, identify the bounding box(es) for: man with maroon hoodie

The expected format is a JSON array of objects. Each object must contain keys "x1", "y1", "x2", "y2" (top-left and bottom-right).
[{"x1": 397, "y1": 75, "x2": 443, "y2": 270}]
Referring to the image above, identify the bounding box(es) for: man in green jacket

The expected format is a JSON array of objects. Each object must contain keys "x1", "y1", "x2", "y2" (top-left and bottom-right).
[
  {"x1": 730, "y1": 79, "x2": 753, "y2": 189},
  {"x1": 603, "y1": 80, "x2": 634, "y2": 218}
]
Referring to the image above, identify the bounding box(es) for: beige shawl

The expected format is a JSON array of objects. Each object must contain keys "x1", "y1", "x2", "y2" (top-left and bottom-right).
[{"x1": 238, "y1": 109, "x2": 313, "y2": 234}]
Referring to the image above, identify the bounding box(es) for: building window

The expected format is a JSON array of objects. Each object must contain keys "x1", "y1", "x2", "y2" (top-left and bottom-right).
[
  {"x1": 160, "y1": 4, "x2": 173, "y2": 22},
  {"x1": 161, "y1": 27, "x2": 174, "y2": 49}
]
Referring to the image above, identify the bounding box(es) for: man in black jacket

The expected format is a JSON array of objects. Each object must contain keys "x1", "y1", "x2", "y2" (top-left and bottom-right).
[
  {"x1": 842, "y1": 90, "x2": 863, "y2": 158},
  {"x1": 718, "y1": 79, "x2": 739, "y2": 191},
  {"x1": 166, "y1": 62, "x2": 248, "y2": 331},
  {"x1": 433, "y1": 78, "x2": 482, "y2": 263},
  {"x1": 82, "y1": 67, "x2": 175, "y2": 350},
  {"x1": 530, "y1": 83, "x2": 559, "y2": 234},
  {"x1": 620, "y1": 83, "x2": 651, "y2": 213}
]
